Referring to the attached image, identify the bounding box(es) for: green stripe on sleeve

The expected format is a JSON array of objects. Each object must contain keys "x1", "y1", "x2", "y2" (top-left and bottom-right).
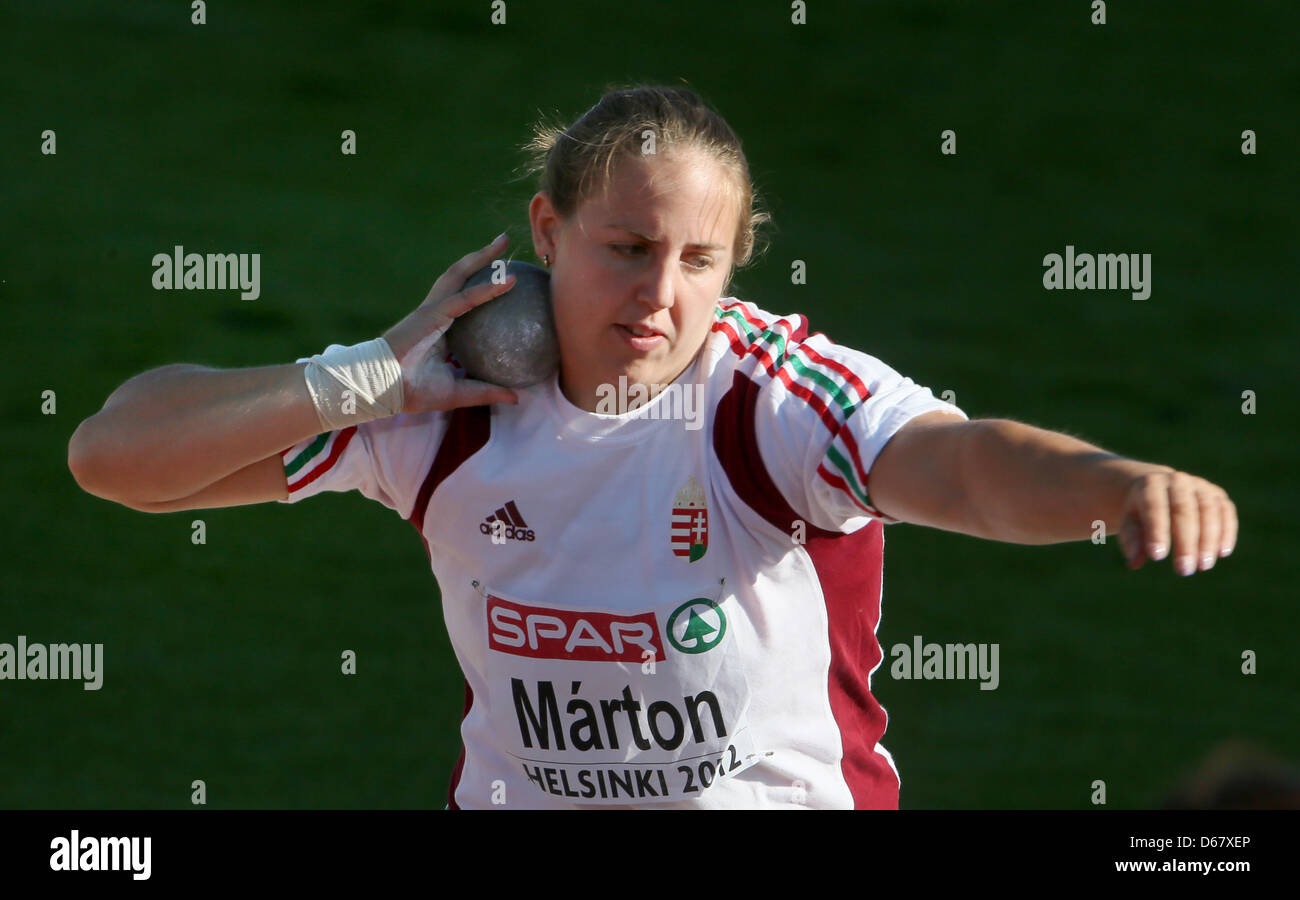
[
  {"x1": 826, "y1": 444, "x2": 872, "y2": 508},
  {"x1": 788, "y1": 353, "x2": 857, "y2": 418},
  {"x1": 284, "y1": 432, "x2": 330, "y2": 477}
]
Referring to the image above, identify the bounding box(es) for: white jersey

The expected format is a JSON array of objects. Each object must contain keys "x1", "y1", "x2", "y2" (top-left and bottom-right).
[{"x1": 279, "y1": 298, "x2": 967, "y2": 808}]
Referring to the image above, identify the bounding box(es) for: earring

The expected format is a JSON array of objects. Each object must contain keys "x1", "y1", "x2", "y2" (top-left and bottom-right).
[{"x1": 543, "y1": 254, "x2": 551, "y2": 267}]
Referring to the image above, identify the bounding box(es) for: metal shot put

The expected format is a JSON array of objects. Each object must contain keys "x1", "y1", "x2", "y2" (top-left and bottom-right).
[{"x1": 447, "y1": 260, "x2": 559, "y2": 389}]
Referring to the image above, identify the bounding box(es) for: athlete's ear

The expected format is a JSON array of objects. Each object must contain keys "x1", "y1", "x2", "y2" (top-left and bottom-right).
[{"x1": 529, "y1": 192, "x2": 562, "y2": 264}]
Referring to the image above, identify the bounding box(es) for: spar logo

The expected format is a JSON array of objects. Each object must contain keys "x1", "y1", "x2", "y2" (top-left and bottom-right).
[
  {"x1": 666, "y1": 599, "x2": 726, "y2": 654},
  {"x1": 487, "y1": 595, "x2": 666, "y2": 663}
]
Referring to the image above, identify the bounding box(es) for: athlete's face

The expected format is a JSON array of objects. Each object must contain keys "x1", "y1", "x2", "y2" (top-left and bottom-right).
[{"x1": 529, "y1": 149, "x2": 737, "y2": 412}]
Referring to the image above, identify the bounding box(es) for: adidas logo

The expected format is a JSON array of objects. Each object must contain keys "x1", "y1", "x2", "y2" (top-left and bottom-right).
[{"x1": 479, "y1": 501, "x2": 536, "y2": 543}]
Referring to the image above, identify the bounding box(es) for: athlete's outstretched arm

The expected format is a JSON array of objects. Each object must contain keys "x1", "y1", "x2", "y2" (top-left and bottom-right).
[{"x1": 869, "y1": 414, "x2": 1237, "y2": 575}]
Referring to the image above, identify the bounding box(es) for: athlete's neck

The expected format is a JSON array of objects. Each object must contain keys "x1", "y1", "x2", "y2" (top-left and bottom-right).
[{"x1": 559, "y1": 360, "x2": 697, "y2": 414}]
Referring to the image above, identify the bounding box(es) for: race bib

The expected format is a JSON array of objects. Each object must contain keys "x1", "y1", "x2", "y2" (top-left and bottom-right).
[{"x1": 479, "y1": 581, "x2": 761, "y2": 805}]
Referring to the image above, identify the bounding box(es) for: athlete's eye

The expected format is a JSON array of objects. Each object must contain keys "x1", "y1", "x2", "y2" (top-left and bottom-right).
[{"x1": 611, "y1": 243, "x2": 712, "y2": 271}]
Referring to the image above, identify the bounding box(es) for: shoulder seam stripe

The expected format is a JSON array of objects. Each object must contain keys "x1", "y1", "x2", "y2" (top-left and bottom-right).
[
  {"x1": 715, "y1": 305, "x2": 870, "y2": 414},
  {"x1": 712, "y1": 310, "x2": 880, "y2": 515}
]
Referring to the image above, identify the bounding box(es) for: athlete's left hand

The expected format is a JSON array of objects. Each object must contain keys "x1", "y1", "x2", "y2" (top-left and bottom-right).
[{"x1": 1117, "y1": 470, "x2": 1238, "y2": 575}]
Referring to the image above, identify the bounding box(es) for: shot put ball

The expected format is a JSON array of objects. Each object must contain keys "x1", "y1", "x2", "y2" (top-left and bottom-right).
[{"x1": 446, "y1": 260, "x2": 559, "y2": 389}]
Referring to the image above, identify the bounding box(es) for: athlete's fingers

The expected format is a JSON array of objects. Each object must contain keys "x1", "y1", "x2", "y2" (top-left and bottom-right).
[
  {"x1": 1129, "y1": 473, "x2": 1171, "y2": 563},
  {"x1": 1119, "y1": 516, "x2": 1146, "y2": 569},
  {"x1": 436, "y1": 274, "x2": 518, "y2": 320},
  {"x1": 1196, "y1": 486, "x2": 1222, "y2": 572},
  {"x1": 426, "y1": 233, "x2": 510, "y2": 303},
  {"x1": 1167, "y1": 474, "x2": 1200, "y2": 576},
  {"x1": 1219, "y1": 494, "x2": 1238, "y2": 558},
  {"x1": 447, "y1": 378, "x2": 519, "y2": 408}
]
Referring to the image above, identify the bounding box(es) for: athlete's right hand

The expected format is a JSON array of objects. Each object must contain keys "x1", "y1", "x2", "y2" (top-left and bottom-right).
[{"x1": 381, "y1": 233, "x2": 521, "y2": 415}]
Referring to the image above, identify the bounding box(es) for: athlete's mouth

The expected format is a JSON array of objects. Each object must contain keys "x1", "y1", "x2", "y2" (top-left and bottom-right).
[{"x1": 617, "y1": 323, "x2": 666, "y2": 339}]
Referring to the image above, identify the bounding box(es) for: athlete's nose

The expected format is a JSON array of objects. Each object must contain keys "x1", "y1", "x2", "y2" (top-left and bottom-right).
[{"x1": 636, "y1": 253, "x2": 675, "y2": 312}]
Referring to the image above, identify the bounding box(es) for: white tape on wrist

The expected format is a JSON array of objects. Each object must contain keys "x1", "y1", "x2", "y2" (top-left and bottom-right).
[{"x1": 302, "y1": 337, "x2": 405, "y2": 431}]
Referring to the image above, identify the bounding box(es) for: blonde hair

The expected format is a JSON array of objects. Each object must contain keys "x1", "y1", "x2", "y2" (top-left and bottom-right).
[{"x1": 519, "y1": 83, "x2": 772, "y2": 288}]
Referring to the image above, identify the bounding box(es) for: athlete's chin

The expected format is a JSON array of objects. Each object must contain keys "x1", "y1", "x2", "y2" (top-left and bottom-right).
[
  {"x1": 612, "y1": 355, "x2": 678, "y2": 387},
  {"x1": 606, "y1": 347, "x2": 675, "y2": 382}
]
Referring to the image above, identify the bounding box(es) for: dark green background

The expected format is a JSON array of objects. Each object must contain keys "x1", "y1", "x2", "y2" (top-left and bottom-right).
[{"x1": 2, "y1": 0, "x2": 1296, "y2": 808}]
